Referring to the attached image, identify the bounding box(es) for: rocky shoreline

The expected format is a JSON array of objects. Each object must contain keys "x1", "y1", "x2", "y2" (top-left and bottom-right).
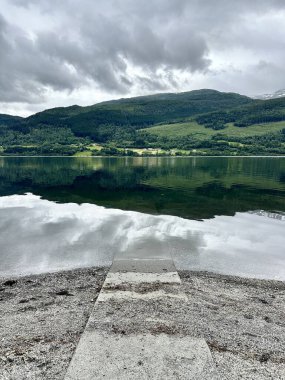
[
  {"x1": 0, "y1": 267, "x2": 284, "y2": 379},
  {"x1": 0, "y1": 267, "x2": 108, "y2": 380}
]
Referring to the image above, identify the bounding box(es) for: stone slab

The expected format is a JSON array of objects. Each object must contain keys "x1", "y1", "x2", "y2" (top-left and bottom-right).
[
  {"x1": 104, "y1": 271, "x2": 181, "y2": 286},
  {"x1": 65, "y1": 332, "x2": 217, "y2": 380},
  {"x1": 64, "y1": 257, "x2": 218, "y2": 379}
]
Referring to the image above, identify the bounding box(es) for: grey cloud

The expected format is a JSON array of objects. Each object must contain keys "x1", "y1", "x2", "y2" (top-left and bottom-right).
[
  {"x1": 0, "y1": 13, "x2": 83, "y2": 103},
  {"x1": 1, "y1": 0, "x2": 285, "y2": 106},
  {"x1": 0, "y1": 1, "x2": 212, "y2": 103},
  {"x1": 137, "y1": 76, "x2": 169, "y2": 92}
]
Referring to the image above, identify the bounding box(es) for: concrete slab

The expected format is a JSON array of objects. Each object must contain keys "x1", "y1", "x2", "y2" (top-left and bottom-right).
[
  {"x1": 65, "y1": 332, "x2": 217, "y2": 380},
  {"x1": 97, "y1": 289, "x2": 188, "y2": 301},
  {"x1": 64, "y1": 256, "x2": 218, "y2": 379},
  {"x1": 104, "y1": 271, "x2": 181, "y2": 286}
]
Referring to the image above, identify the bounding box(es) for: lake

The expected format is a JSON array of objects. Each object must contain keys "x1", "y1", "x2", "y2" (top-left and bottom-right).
[{"x1": 0, "y1": 156, "x2": 284, "y2": 279}]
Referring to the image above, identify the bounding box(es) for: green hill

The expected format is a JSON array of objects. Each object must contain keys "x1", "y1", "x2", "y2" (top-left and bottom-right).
[
  {"x1": 0, "y1": 114, "x2": 23, "y2": 129},
  {"x1": 24, "y1": 89, "x2": 253, "y2": 140},
  {"x1": 195, "y1": 97, "x2": 285, "y2": 129},
  {"x1": 0, "y1": 89, "x2": 284, "y2": 155},
  {"x1": 142, "y1": 120, "x2": 285, "y2": 139}
]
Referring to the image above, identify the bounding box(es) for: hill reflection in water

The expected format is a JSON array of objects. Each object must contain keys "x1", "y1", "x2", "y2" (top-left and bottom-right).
[{"x1": 0, "y1": 156, "x2": 284, "y2": 220}]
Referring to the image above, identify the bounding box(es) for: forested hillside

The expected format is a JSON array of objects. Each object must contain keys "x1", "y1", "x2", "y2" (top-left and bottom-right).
[
  {"x1": 24, "y1": 89, "x2": 253, "y2": 140},
  {"x1": 195, "y1": 97, "x2": 285, "y2": 129},
  {"x1": 0, "y1": 89, "x2": 284, "y2": 156}
]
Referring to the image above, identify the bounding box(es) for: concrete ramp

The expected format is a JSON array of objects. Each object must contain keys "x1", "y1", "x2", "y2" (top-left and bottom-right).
[
  {"x1": 65, "y1": 256, "x2": 217, "y2": 379},
  {"x1": 65, "y1": 332, "x2": 216, "y2": 380}
]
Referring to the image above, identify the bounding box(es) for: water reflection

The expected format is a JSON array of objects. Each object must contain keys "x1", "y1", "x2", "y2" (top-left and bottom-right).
[
  {"x1": 0, "y1": 157, "x2": 284, "y2": 219},
  {"x1": 0, "y1": 194, "x2": 284, "y2": 280}
]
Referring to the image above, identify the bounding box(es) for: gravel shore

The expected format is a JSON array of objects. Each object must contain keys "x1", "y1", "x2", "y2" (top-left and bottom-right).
[
  {"x1": 179, "y1": 271, "x2": 285, "y2": 379},
  {"x1": 0, "y1": 268, "x2": 284, "y2": 379},
  {"x1": 0, "y1": 267, "x2": 108, "y2": 380}
]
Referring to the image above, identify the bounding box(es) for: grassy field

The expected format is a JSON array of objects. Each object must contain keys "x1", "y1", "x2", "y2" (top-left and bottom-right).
[
  {"x1": 141, "y1": 120, "x2": 285, "y2": 140},
  {"x1": 73, "y1": 150, "x2": 93, "y2": 157}
]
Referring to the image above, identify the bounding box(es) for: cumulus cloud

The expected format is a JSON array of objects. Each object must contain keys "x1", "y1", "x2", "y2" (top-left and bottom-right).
[{"x1": 1, "y1": 0, "x2": 285, "y2": 114}]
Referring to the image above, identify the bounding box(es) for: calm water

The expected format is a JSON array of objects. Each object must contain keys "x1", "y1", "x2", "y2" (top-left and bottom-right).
[{"x1": 0, "y1": 157, "x2": 284, "y2": 279}]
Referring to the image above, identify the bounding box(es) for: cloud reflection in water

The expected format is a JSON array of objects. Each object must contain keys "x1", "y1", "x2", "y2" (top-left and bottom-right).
[{"x1": 0, "y1": 194, "x2": 284, "y2": 280}]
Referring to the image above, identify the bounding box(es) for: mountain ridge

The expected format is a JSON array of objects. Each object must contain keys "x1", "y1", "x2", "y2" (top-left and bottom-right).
[
  {"x1": 1, "y1": 89, "x2": 252, "y2": 120},
  {"x1": 0, "y1": 89, "x2": 284, "y2": 156}
]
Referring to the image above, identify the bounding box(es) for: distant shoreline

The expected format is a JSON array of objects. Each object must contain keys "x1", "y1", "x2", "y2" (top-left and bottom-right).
[{"x1": 0, "y1": 155, "x2": 285, "y2": 158}]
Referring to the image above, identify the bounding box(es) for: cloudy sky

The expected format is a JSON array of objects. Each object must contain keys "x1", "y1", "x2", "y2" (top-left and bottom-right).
[{"x1": 1, "y1": 0, "x2": 285, "y2": 116}]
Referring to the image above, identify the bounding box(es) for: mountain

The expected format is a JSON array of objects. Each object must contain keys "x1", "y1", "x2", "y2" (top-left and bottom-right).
[
  {"x1": 0, "y1": 89, "x2": 284, "y2": 156},
  {"x1": 255, "y1": 89, "x2": 285, "y2": 100},
  {"x1": 0, "y1": 114, "x2": 23, "y2": 127},
  {"x1": 195, "y1": 96, "x2": 285, "y2": 129},
  {"x1": 24, "y1": 89, "x2": 253, "y2": 140}
]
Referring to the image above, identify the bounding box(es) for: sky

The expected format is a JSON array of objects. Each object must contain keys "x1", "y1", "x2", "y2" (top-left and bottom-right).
[{"x1": 1, "y1": 0, "x2": 285, "y2": 116}]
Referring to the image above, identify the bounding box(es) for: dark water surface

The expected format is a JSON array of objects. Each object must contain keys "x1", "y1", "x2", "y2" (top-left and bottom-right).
[
  {"x1": 0, "y1": 157, "x2": 284, "y2": 279},
  {"x1": 0, "y1": 156, "x2": 284, "y2": 219}
]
